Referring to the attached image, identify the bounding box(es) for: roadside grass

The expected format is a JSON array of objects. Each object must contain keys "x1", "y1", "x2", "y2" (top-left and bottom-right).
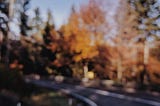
[
  {"x1": 0, "y1": 63, "x2": 85, "y2": 106},
  {"x1": 22, "y1": 88, "x2": 84, "y2": 106}
]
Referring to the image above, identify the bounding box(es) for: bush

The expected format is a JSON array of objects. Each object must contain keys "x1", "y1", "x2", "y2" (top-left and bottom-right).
[{"x1": 0, "y1": 64, "x2": 31, "y2": 97}]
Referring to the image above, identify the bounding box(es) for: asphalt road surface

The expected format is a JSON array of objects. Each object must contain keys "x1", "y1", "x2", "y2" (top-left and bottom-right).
[{"x1": 27, "y1": 79, "x2": 160, "y2": 106}]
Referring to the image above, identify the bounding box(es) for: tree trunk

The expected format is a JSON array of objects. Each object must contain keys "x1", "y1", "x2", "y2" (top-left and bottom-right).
[
  {"x1": 83, "y1": 64, "x2": 88, "y2": 78},
  {"x1": 117, "y1": 57, "x2": 122, "y2": 82}
]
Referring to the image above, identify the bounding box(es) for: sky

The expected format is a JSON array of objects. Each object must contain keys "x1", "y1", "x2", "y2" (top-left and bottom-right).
[
  {"x1": 29, "y1": 0, "x2": 89, "y2": 29},
  {"x1": 28, "y1": 0, "x2": 119, "y2": 29},
  {"x1": 9, "y1": 0, "x2": 119, "y2": 37}
]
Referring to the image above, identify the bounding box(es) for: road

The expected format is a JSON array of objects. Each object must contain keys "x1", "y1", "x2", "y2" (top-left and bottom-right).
[{"x1": 27, "y1": 79, "x2": 160, "y2": 106}]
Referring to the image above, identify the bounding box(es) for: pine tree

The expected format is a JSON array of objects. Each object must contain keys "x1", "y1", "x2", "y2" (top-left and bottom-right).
[
  {"x1": 43, "y1": 13, "x2": 56, "y2": 45},
  {"x1": 0, "y1": 0, "x2": 9, "y2": 36},
  {"x1": 20, "y1": 0, "x2": 31, "y2": 36},
  {"x1": 31, "y1": 8, "x2": 43, "y2": 34}
]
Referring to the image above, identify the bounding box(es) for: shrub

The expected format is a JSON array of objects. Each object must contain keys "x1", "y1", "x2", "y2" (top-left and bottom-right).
[{"x1": 0, "y1": 64, "x2": 31, "y2": 97}]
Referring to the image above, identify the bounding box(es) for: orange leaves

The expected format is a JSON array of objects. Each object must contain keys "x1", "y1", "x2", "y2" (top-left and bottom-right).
[
  {"x1": 60, "y1": 0, "x2": 108, "y2": 63},
  {"x1": 80, "y1": 0, "x2": 106, "y2": 27},
  {"x1": 49, "y1": 42, "x2": 57, "y2": 52},
  {"x1": 63, "y1": 24, "x2": 97, "y2": 62},
  {"x1": 116, "y1": 0, "x2": 139, "y2": 42},
  {"x1": 60, "y1": 0, "x2": 108, "y2": 62},
  {"x1": 50, "y1": 29, "x2": 58, "y2": 40},
  {"x1": 74, "y1": 46, "x2": 99, "y2": 62},
  {"x1": 10, "y1": 60, "x2": 23, "y2": 70},
  {"x1": 60, "y1": 5, "x2": 100, "y2": 62},
  {"x1": 79, "y1": 0, "x2": 107, "y2": 46}
]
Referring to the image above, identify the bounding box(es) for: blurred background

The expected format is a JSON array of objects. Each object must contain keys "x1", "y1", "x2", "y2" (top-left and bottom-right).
[{"x1": 0, "y1": 0, "x2": 160, "y2": 106}]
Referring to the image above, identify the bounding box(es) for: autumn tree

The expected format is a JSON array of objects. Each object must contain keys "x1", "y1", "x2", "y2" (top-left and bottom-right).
[
  {"x1": 59, "y1": 6, "x2": 99, "y2": 78},
  {"x1": 80, "y1": 0, "x2": 107, "y2": 45},
  {"x1": 128, "y1": 0, "x2": 160, "y2": 86},
  {"x1": 92, "y1": 44, "x2": 112, "y2": 79},
  {"x1": 129, "y1": 0, "x2": 160, "y2": 40},
  {"x1": 116, "y1": 0, "x2": 139, "y2": 42},
  {"x1": 110, "y1": 0, "x2": 139, "y2": 82}
]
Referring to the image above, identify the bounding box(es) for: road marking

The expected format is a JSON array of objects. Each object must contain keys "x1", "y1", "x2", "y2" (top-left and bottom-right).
[
  {"x1": 50, "y1": 82, "x2": 160, "y2": 106},
  {"x1": 88, "y1": 88, "x2": 160, "y2": 106},
  {"x1": 47, "y1": 81, "x2": 160, "y2": 106},
  {"x1": 26, "y1": 79, "x2": 160, "y2": 106}
]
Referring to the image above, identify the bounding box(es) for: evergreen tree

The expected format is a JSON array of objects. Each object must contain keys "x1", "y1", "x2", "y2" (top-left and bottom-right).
[
  {"x1": 31, "y1": 8, "x2": 43, "y2": 34},
  {"x1": 20, "y1": 0, "x2": 31, "y2": 36},
  {"x1": 47, "y1": 9, "x2": 54, "y2": 26},
  {"x1": 0, "y1": 0, "x2": 9, "y2": 36},
  {"x1": 41, "y1": 10, "x2": 56, "y2": 62},
  {"x1": 43, "y1": 10, "x2": 56, "y2": 45}
]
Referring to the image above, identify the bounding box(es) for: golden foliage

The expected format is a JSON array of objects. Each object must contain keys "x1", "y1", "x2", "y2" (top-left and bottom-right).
[{"x1": 61, "y1": 7, "x2": 99, "y2": 62}]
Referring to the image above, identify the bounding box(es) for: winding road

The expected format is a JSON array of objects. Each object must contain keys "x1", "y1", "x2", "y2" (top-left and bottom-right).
[{"x1": 26, "y1": 79, "x2": 160, "y2": 106}]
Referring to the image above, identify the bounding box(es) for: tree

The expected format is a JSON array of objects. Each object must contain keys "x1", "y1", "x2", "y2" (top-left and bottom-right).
[
  {"x1": 60, "y1": 2, "x2": 112, "y2": 78},
  {"x1": 19, "y1": 0, "x2": 31, "y2": 36},
  {"x1": 0, "y1": 0, "x2": 15, "y2": 70},
  {"x1": 0, "y1": 0, "x2": 9, "y2": 36},
  {"x1": 128, "y1": 0, "x2": 160, "y2": 86},
  {"x1": 110, "y1": 0, "x2": 139, "y2": 82},
  {"x1": 59, "y1": 6, "x2": 99, "y2": 78},
  {"x1": 43, "y1": 13, "x2": 56, "y2": 46},
  {"x1": 129, "y1": 0, "x2": 160, "y2": 40},
  {"x1": 47, "y1": 9, "x2": 54, "y2": 26},
  {"x1": 80, "y1": 0, "x2": 107, "y2": 45},
  {"x1": 31, "y1": 8, "x2": 43, "y2": 34},
  {"x1": 116, "y1": 0, "x2": 139, "y2": 42},
  {"x1": 92, "y1": 44, "x2": 112, "y2": 79}
]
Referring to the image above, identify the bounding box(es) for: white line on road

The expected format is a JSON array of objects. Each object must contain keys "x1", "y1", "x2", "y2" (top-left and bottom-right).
[
  {"x1": 88, "y1": 88, "x2": 160, "y2": 106},
  {"x1": 26, "y1": 79, "x2": 160, "y2": 106},
  {"x1": 48, "y1": 82, "x2": 160, "y2": 106}
]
